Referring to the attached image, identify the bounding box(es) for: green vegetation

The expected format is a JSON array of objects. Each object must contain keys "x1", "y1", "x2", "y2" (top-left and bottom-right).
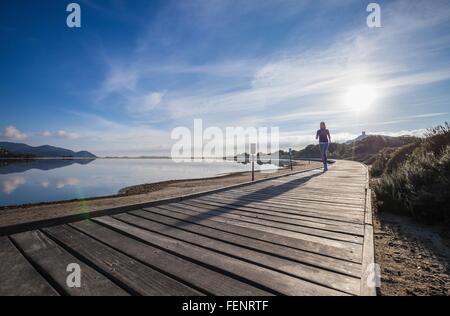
[
  {"x1": 370, "y1": 142, "x2": 420, "y2": 177},
  {"x1": 0, "y1": 148, "x2": 35, "y2": 169},
  {"x1": 0, "y1": 147, "x2": 34, "y2": 159},
  {"x1": 279, "y1": 135, "x2": 418, "y2": 164},
  {"x1": 374, "y1": 123, "x2": 450, "y2": 226}
]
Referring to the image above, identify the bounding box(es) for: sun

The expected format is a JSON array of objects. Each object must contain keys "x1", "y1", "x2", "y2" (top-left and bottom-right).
[{"x1": 343, "y1": 84, "x2": 377, "y2": 112}]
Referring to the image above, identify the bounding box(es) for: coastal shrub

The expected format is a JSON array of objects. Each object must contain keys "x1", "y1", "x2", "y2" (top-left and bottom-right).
[
  {"x1": 384, "y1": 141, "x2": 421, "y2": 175},
  {"x1": 370, "y1": 150, "x2": 391, "y2": 177},
  {"x1": 369, "y1": 147, "x2": 402, "y2": 177},
  {"x1": 423, "y1": 122, "x2": 450, "y2": 155},
  {"x1": 375, "y1": 145, "x2": 450, "y2": 225}
]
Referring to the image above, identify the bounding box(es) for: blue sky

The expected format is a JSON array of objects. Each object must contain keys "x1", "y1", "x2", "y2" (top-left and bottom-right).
[{"x1": 1, "y1": 0, "x2": 450, "y2": 156}]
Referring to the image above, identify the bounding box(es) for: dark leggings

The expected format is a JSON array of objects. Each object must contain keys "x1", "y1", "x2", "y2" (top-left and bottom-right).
[{"x1": 319, "y1": 142, "x2": 329, "y2": 163}]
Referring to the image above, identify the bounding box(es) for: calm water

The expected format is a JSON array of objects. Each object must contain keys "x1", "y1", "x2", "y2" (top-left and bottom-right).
[{"x1": 0, "y1": 158, "x2": 279, "y2": 207}]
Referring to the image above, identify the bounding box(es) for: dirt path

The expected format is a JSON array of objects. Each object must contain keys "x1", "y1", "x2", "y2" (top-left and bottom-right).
[{"x1": 373, "y1": 196, "x2": 450, "y2": 296}]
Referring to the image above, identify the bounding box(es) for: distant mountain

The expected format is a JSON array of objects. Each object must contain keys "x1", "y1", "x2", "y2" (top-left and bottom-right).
[
  {"x1": 0, "y1": 147, "x2": 34, "y2": 158},
  {"x1": 0, "y1": 142, "x2": 96, "y2": 158},
  {"x1": 279, "y1": 134, "x2": 419, "y2": 164}
]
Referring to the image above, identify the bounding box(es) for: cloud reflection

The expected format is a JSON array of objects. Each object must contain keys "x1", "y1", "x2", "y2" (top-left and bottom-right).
[
  {"x1": 2, "y1": 176, "x2": 26, "y2": 194},
  {"x1": 40, "y1": 181, "x2": 50, "y2": 188},
  {"x1": 56, "y1": 178, "x2": 81, "y2": 189}
]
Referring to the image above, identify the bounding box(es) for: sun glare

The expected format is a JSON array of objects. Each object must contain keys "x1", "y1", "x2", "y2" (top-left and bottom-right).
[{"x1": 343, "y1": 84, "x2": 377, "y2": 112}]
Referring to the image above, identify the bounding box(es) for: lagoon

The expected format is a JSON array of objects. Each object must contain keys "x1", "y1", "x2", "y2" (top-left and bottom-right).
[{"x1": 0, "y1": 158, "x2": 279, "y2": 207}]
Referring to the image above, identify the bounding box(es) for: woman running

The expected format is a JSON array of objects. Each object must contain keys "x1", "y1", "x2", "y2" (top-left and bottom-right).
[{"x1": 316, "y1": 122, "x2": 331, "y2": 172}]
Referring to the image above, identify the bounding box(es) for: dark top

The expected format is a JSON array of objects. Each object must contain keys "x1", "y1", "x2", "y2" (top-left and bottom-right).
[{"x1": 316, "y1": 128, "x2": 330, "y2": 143}]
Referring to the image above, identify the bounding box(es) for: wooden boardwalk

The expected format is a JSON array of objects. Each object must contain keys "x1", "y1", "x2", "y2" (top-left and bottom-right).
[{"x1": 0, "y1": 160, "x2": 375, "y2": 296}]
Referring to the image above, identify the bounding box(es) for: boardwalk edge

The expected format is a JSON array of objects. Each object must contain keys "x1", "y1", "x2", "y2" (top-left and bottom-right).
[{"x1": 360, "y1": 166, "x2": 377, "y2": 296}]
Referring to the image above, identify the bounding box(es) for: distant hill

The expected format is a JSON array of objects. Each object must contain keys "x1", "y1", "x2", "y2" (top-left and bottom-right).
[
  {"x1": 0, "y1": 142, "x2": 96, "y2": 158},
  {"x1": 279, "y1": 135, "x2": 419, "y2": 164},
  {"x1": 0, "y1": 147, "x2": 34, "y2": 159},
  {"x1": 0, "y1": 147, "x2": 35, "y2": 158},
  {"x1": 345, "y1": 131, "x2": 369, "y2": 144}
]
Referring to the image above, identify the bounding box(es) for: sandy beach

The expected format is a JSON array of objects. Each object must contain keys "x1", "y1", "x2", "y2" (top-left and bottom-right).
[{"x1": 0, "y1": 161, "x2": 320, "y2": 229}]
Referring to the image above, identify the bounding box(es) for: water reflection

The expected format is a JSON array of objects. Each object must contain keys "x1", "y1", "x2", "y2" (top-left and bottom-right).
[
  {"x1": 55, "y1": 178, "x2": 81, "y2": 189},
  {"x1": 1, "y1": 175, "x2": 82, "y2": 195},
  {"x1": 0, "y1": 158, "x2": 279, "y2": 207},
  {"x1": 0, "y1": 159, "x2": 95, "y2": 175},
  {"x1": 2, "y1": 176, "x2": 26, "y2": 194}
]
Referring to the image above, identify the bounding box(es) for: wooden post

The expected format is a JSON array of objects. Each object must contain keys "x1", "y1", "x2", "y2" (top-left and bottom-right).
[
  {"x1": 289, "y1": 148, "x2": 293, "y2": 171},
  {"x1": 251, "y1": 143, "x2": 256, "y2": 182},
  {"x1": 252, "y1": 160, "x2": 255, "y2": 181}
]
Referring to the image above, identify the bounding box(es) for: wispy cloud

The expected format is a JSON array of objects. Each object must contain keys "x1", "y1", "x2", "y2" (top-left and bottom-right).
[
  {"x1": 403, "y1": 112, "x2": 448, "y2": 119},
  {"x1": 37, "y1": 0, "x2": 449, "y2": 155},
  {"x1": 92, "y1": 0, "x2": 450, "y2": 133},
  {"x1": 39, "y1": 130, "x2": 80, "y2": 140},
  {"x1": 126, "y1": 90, "x2": 168, "y2": 113}
]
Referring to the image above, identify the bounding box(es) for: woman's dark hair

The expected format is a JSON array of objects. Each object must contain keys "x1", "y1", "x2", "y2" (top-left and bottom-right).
[{"x1": 320, "y1": 122, "x2": 326, "y2": 129}]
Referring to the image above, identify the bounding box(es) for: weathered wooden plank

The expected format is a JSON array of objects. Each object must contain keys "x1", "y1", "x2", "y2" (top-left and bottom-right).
[
  {"x1": 196, "y1": 195, "x2": 365, "y2": 220},
  {"x1": 153, "y1": 203, "x2": 363, "y2": 257},
  {"x1": 278, "y1": 176, "x2": 365, "y2": 182},
  {"x1": 180, "y1": 199, "x2": 365, "y2": 236},
  {"x1": 254, "y1": 179, "x2": 366, "y2": 189},
  {"x1": 0, "y1": 236, "x2": 58, "y2": 296},
  {"x1": 224, "y1": 188, "x2": 366, "y2": 206},
  {"x1": 184, "y1": 198, "x2": 364, "y2": 230},
  {"x1": 365, "y1": 189, "x2": 373, "y2": 226},
  {"x1": 183, "y1": 198, "x2": 362, "y2": 227},
  {"x1": 227, "y1": 182, "x2": 361, "y2": 190},
  {"x1": 360, "y1": 225, "x2": 376, "y2": 296},
  {"x1": 182, "y1": 200, "x2": 364, "y2": 235},
  {"x1": 131, "y1": 208, "x2": 362, "y2": 277},
  {"x1": 280, "y1": 190, "x2": 366, "y2": 200},
  {"x1": 93, "y1": 215, "x2": 348, "y2": 296},
  {"x1": 70, "y1": 220, "x2": 271, "y2": 296},
  {"x1": 207, "y1": 192, "x2": 365, "y2": 213},
  {"x1": 43, "y1": 225, "x2": 203, "y2": 296},
  {"x1": 274, "y1": 180, "x2": 366, "y2": 187},
  {"x1": 224, "y1": 193, "x2": 366, "y2": 208},
  {"x1": 145, "y1": 205, "x2": 362, "y2": 263},
  {"x1": 114, "y1": 212, "x2": 361, "y2": 295},
  {"x1": 161, "y1": 201, "x2": 363, "y2": 244},
  {"x1": 361, "y1": 164, "x2": 377, "y2": 296},
  {"x1": 242, "y1": 181, "x2": 366, "y2": 192},
  {"x1": 11, "y1": 230, "x2": 129, "y2": 296},
  {"x1": 230, "y1": 195, "x2": 365, "y2": 209}
]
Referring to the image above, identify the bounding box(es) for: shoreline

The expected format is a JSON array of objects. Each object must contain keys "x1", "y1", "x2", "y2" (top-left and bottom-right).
[{"x1": 0, "y1": 161, "x2": 321, "y2": 229}]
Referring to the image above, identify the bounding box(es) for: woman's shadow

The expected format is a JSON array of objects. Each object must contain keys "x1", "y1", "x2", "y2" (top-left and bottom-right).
[{"x1": 171, "y1": 170, "x2": 323, "y2": 227}]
